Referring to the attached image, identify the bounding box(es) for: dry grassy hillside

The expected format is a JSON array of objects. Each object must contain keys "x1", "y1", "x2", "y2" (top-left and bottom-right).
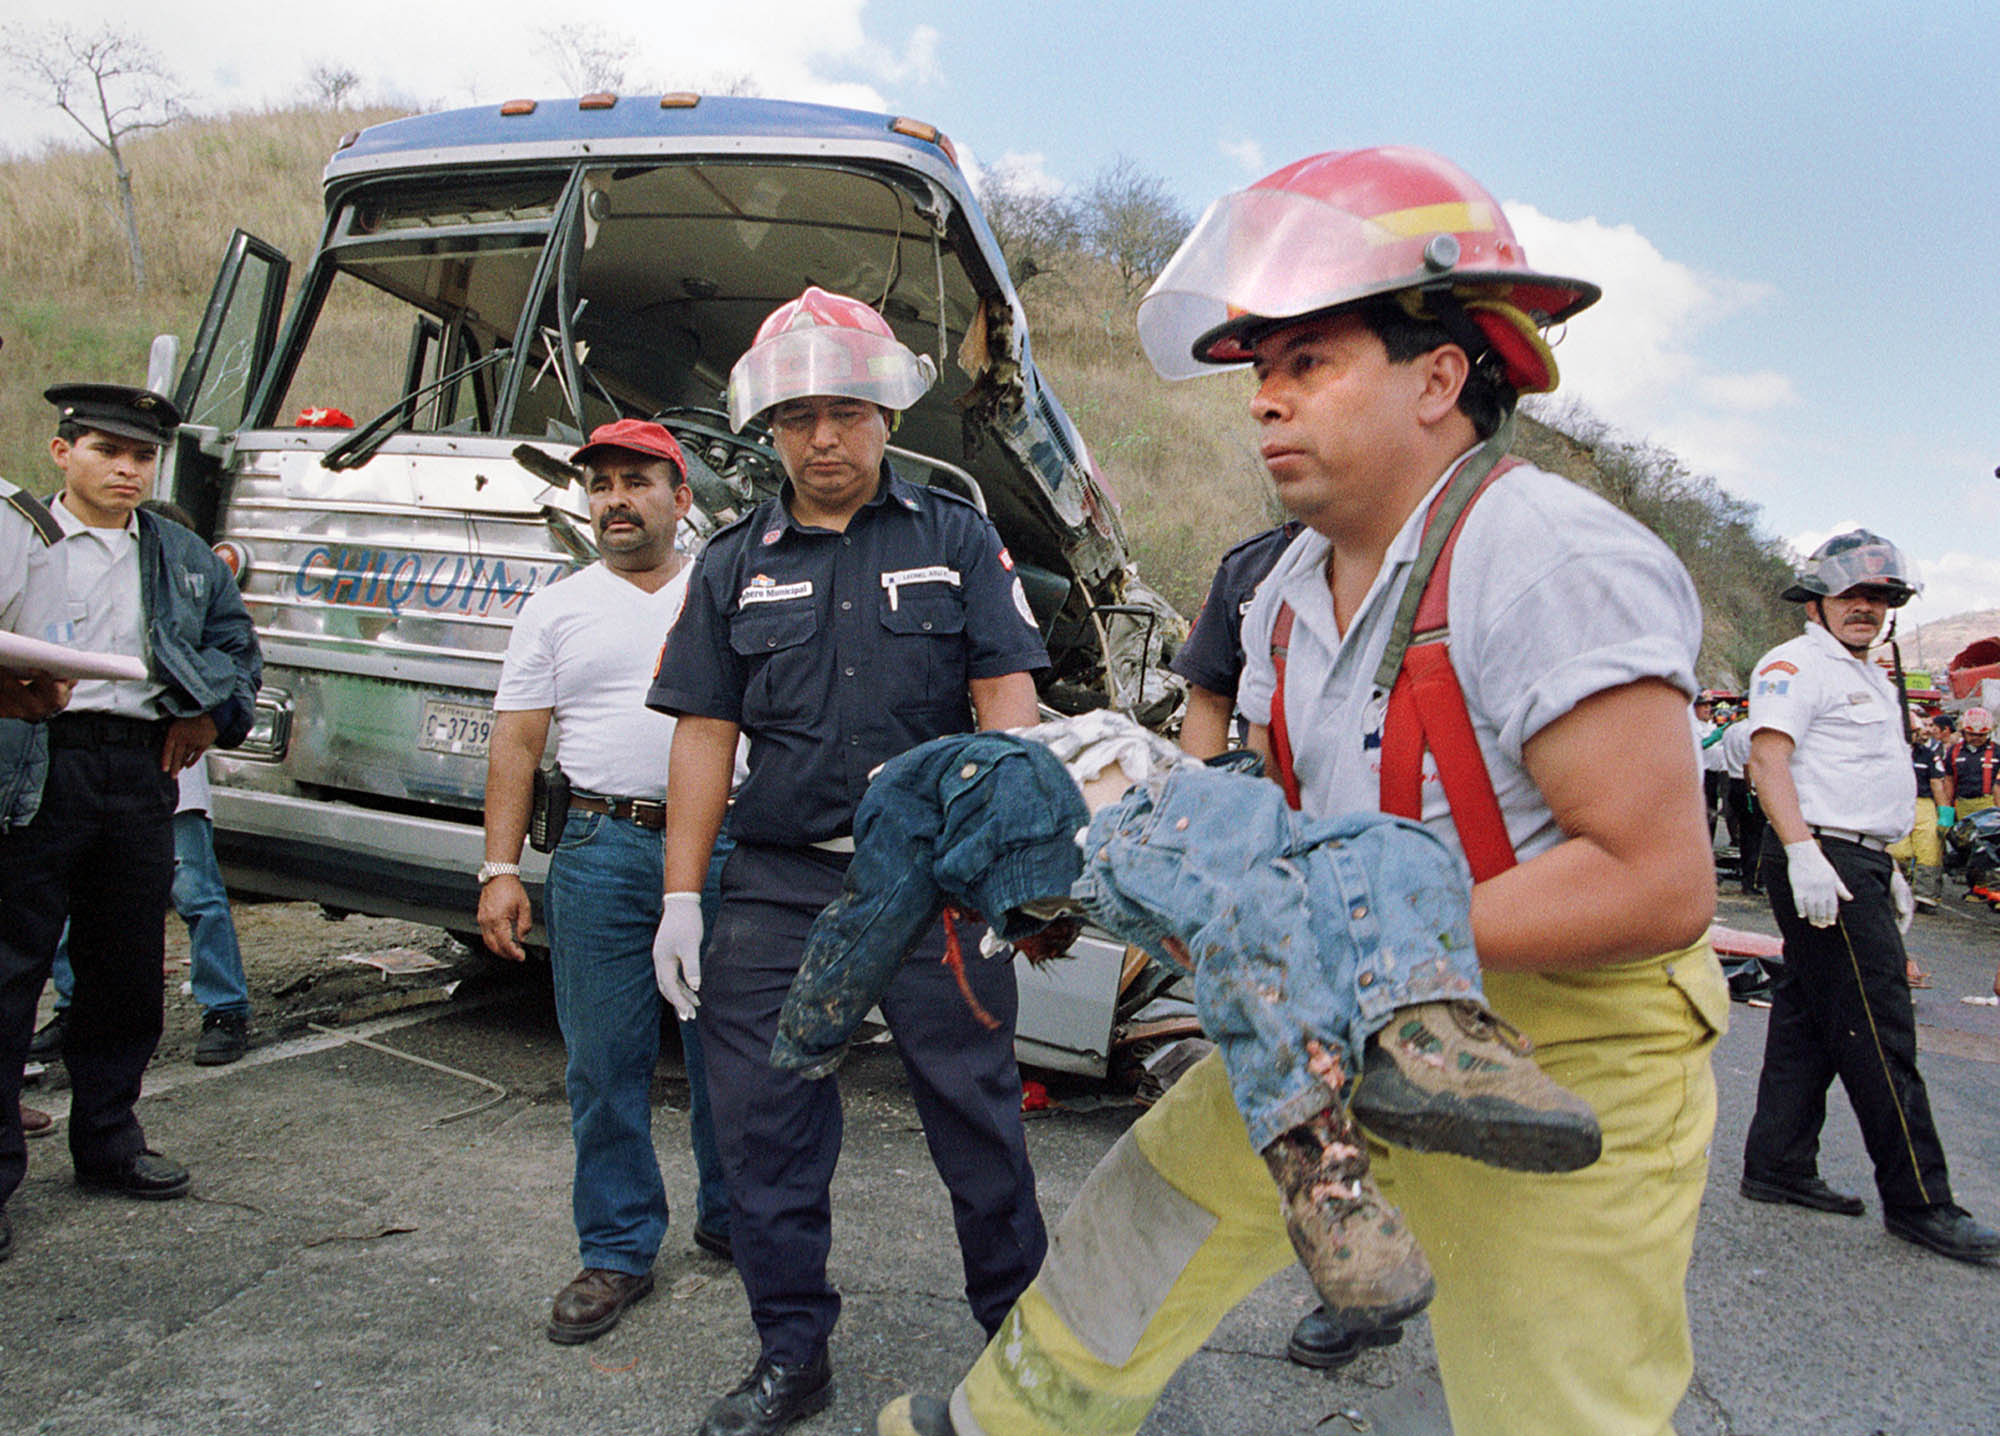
[
  {"x1": 0, "y1": 106, "x2": 403, "y2": 497},
  {"x1": 1, "y1": 103, "x2": 1800, "y2": 682}
]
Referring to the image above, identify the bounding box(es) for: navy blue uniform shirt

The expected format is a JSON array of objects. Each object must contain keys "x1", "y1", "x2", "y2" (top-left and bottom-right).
[
  {"x1": 1169, "y1": 520, "x2": 1302, "y2": 698},
  {"x1": 1949, "y1": 737, "x2": 1998, "y2": 800},
  {"x1": 648, "y1": 467, "x2": 1048, "y2": 845},
  {"x1": 1911, "y1": 738, "x2": 1943, "y2": 799}
]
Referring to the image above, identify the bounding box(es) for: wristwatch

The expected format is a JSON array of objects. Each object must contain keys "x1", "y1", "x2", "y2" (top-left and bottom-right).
[{"x1": 477, "y1": 861, "x2": 522, "y2": 885}]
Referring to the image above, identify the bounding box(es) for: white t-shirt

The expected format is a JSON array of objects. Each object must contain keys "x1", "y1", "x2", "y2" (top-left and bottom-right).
[
  {"x1": 1238, "y1": 452, "x2": 1702, "y2": 873},
  {"x1": 493, "y1": 562, "x2": 691, "y2": 799},
  {"x1": 1747, "y1": 621, "x2": 1911, "y2": 842}
]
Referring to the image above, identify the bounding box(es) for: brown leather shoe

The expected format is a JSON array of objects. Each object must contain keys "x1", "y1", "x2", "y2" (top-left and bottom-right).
[
  {"x1": 546, "y1": 1267, "x2": 654, "y2": 1345},
  {"x1": 20, "y1": 1105, "x2": 54, "y2": 1139},
  {"x1": 1261, "y1": 1105, "x2": 1433, "y2": 1328}
]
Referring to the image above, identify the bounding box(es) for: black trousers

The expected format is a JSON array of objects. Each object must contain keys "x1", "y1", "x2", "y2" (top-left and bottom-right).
[
  {"x1": 1, "y1": 737, "x2": 175, "y2": 1207},
  {"x1": 1726, "y1": 778, "x2": 1764, "y2": 890},
  {"x1": 1744, "y1": 830, "x2": 1953, "y2": 1212},
  {"x1": 698, "y1": 841, "x2": 1046, "y2": 1365}
]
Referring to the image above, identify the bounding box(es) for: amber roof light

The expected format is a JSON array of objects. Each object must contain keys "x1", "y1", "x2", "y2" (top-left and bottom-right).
[
  {"x1": 890, "y1": 116, "x2": 957, "y2": 167},
  {"x1": 499, "y1": 99, "x2": 537, "y2": 117}
]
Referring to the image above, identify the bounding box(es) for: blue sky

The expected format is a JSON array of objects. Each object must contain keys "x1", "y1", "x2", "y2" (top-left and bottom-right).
[{"x1": 5, "y1": 0, "x2": 1995, "y2": 629}]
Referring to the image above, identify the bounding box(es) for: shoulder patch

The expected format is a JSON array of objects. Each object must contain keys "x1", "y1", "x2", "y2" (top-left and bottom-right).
[
  {"x1": 1758, "y1": 659, "x2": 1798, "y2": 677},
  {"x1": 3, "y1": 486, "x2": 63, "y2": 546}
]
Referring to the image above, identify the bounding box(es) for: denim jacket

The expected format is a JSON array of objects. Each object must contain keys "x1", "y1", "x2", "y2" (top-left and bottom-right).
[
  {"x1": 773, "y1": 732, "x2": 1090, "y2": 1076},
  {"x1": 137, "y1": 509, "x2": 262, "y2": 745}
]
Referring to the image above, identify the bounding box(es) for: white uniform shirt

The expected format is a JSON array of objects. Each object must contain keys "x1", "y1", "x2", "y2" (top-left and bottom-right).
[
  {"x1": 1747, "y1": 621, "x2": 1911, "y2": 842},
  {"x1": 1718, "y1": 719, "x2": 1752, "y2": 781},
  {"x1": 1238, "y1": 453, "x2": 1702, "y2": 872},
  {"x1": 51, "y1": 493, "x2": 166, "y2": 718},
  {"x1": 493, "y1": 561, "x2": 692, "y2": 799},
  {"x1": 0, "y1": 477, "x2": 69, "y2": 645},
  {"x1": 1696, "y1": 717, "x2": 1728, "y2": 774}
]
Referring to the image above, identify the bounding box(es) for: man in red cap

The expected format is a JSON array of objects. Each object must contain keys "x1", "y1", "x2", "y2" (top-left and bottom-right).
[{"x1": 478, "y1": 421, "x2": 731, "y2": 1343}]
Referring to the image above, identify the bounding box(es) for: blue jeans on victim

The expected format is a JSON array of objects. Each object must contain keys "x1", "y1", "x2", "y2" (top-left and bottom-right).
[
  {"x1": 1074, "y1": 765, "x2": 1485, "y2": 1152},
  {"x1": 543, "y1": 809, "x2": 729, "y2": 1273}
]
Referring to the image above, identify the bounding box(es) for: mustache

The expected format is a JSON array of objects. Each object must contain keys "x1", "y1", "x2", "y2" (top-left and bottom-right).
[{"x1": 596, "y1": 507, "x2": 645, "y2": 530}]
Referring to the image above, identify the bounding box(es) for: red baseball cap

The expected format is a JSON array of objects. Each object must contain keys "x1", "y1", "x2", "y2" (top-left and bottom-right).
[{"x1": 571, "y1": 419, "x2": 688, "y2": 479}]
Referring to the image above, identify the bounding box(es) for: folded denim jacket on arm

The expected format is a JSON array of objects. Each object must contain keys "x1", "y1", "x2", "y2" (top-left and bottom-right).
[
  {"x1": 1073, "y1": 764, "x2": 1485, "y2": 1150},
  {"x1": 773, "y1": 732, "x2": 1091, "y2": 1076}
]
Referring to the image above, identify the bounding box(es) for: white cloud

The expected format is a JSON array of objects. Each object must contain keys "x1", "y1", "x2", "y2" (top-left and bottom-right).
[
  {"x1": 1218, "y1": 137, "x2": 1264, "y2": 174},
  {"x1": 970, "y1": 149, "x2": 1068, "y2": 198},
  {"x1": 855, "y1": 23, "x2": 943, "y2": 86},
  {"x1": 1504, "y1": 202, "x2": 1795, "y2": 488},
  {"x1": 1906, "y1": 550, "x2": 2000, "y2": 627},
  {"x1": 0, "y1": 0, "x2": 928, "y2": 152}
]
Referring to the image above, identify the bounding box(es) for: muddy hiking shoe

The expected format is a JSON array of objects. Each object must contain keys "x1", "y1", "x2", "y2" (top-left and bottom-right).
[
  {"x1": 1261, "y1": 1105, "x2": 1433, "y2": 1328},
  {"x1": 1350, "y1": 1000, "x2": 1602, "y2": 1173}
]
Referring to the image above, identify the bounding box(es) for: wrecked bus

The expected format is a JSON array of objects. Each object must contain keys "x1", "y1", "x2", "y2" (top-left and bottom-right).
[{"x1": 159, "y1": 94, "x2": 1182, "y2": 1074}]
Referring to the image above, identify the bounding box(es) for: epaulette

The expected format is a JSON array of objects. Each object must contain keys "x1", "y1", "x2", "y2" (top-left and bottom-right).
[
  {"x1": 706, "y1": 504, "x2": 766, "y2": 541},
  {"x1": 2, "y1": 485, "x2": 63, "y2": 546},
  {"x1": 1218, "y1": 520, "x2": 1300, "y2": 563}
]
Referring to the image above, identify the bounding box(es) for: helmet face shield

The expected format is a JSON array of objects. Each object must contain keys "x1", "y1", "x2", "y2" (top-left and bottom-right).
[
  {"x1": 1136, "y1": 147, "x2": 1599, "y2": 381},
  {"x1": 1783, "y1": 530, "x2": 1922, "y2": 606},
  {"x1": 727, "y1": 325, "x2": 936, "y2": 431},
  {"x1": 1138, "y1": 187, "x2": 1395, "y2": 379}
]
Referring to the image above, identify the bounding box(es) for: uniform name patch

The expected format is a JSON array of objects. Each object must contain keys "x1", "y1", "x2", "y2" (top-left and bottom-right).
[
  {"x1": 739, "y1": 578, "x2": 813, "y2": 606},
  {"x1": 881, "y1": 565, "x2": 960, "y2": 611}
]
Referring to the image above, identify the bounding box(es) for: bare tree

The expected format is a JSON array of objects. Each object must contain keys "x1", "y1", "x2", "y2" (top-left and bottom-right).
[
  {"x1": 8, "y1": 24, "x2": 185, "y2": 292},
  {"x1": 307, "y1": 62, "x2": 361, "y2": 109},
  {"x1": 540, "y1": 23, "x2": 629, "y2": 95},
  {"x1": 976, "y1": 162, "x2": 1080, "y2": 287},
  {"x1": 1079, "y1": 156, "x2": 1191, "y2": 298}
]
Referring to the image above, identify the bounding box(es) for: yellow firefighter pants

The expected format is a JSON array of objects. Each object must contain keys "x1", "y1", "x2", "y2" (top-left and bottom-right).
[
  {"x1": 1889, "y1": 798, "x2": 1941, "y2": 869},
  {"x1": 952, "y1": 940, "x2": 1727, "y2": 1436}
]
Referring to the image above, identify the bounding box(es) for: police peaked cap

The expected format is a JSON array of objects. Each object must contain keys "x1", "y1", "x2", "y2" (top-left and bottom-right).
[{"x1": 45, "y1": 382, "x2": 182, "y2": 444}]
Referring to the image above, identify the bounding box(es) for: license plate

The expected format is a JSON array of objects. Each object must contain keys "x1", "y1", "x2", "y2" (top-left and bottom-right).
[{"x1": 418, "y1": 698, "x2": 494, "y2": 758}]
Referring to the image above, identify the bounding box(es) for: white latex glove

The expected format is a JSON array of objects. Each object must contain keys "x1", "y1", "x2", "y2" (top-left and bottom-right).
[
  {"x1": 1890, "y1": 867, "x2": 1915, "y2": 936},
  {"x1": 1783, "y1": 840, "x2": 1853, "y2": 928},
  {"x1": 653, "y1": 892, "x2": 704, "y2": 1020}
]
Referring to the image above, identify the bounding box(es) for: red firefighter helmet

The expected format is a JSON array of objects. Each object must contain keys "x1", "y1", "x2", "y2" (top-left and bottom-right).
[
  {"x1": 726, "y1": 286, "x2": 937, "y2": 431},
  {"x1": 1136, "y1": 147, "x2": 1599, "y2": 392}
]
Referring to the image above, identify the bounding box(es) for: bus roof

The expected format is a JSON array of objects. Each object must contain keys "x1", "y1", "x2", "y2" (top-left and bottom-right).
[{"x1": 326, "y1": 94, "x2": 962, "y2": 186}]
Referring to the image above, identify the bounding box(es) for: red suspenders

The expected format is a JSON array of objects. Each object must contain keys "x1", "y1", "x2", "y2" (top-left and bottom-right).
[{"x1": 1268, "y1": 454, "x2": 1523, "y2": 884}]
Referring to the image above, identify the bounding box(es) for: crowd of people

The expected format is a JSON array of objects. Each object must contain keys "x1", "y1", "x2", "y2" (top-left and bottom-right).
[{"x1": 4, "y1": 141, "x2": 1996, "y2": 1436}]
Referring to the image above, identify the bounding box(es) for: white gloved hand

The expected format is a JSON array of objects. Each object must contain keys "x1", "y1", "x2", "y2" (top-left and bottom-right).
[
  {"x1": 1890, "y1": 866, "x2": 1915, "y2": 936},
  {"x1": 653, "y1": 892, "x2": 705, "y2": 1020},
  {"x1": 1783, "y1": 840, "x2": 1853, "y2": 928}
]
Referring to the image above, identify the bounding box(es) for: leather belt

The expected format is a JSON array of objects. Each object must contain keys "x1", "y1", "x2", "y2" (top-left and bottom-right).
[
  {"x1": 570, "y1": 792, "x2": 667, "y2": 831},
  {"x1": 1811, "y1": 825, "x2": 1889, "y2": 852},
  {"x1": 47, "y1": 712, "x2": 167, "y2": 749}
]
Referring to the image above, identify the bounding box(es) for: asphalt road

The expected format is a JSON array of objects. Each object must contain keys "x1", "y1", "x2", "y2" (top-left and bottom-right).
[{"x1": 4, "y1": 889, "x2": 1996, "y2": 1436}]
